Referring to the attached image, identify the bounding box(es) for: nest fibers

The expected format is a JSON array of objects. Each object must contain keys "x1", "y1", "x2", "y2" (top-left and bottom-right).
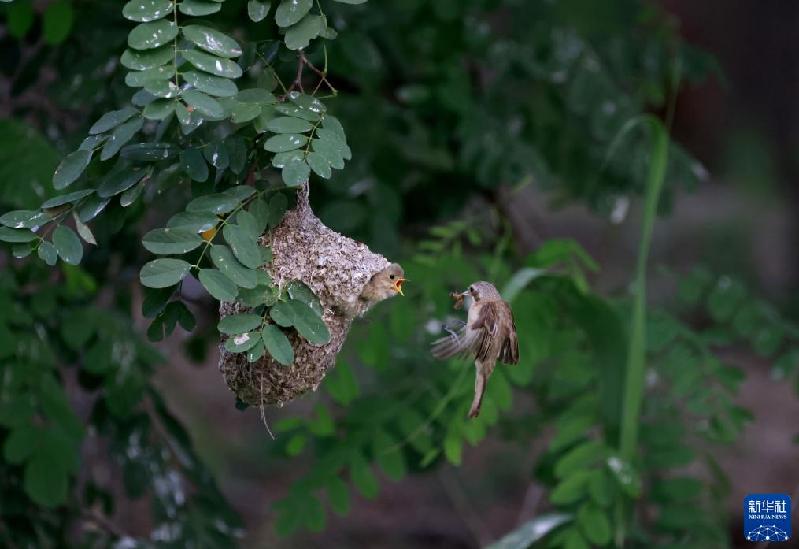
[{"x1": 218, "y1": 185, "x2": 394, "y2": 407}]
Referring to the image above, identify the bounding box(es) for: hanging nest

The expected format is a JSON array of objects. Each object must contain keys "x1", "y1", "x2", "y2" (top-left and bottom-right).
[{"x1": 218, "y1": 185, "x2": 396, "y2": 407}]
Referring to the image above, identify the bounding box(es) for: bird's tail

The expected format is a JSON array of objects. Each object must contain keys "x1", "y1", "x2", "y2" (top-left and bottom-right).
[{"x1": 468, "y1": 370, "x2": 486, "y2": 419}]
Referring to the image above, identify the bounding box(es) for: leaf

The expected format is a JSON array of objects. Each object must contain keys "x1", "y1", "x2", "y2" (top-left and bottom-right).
[
  {"x1": 142, "y1": 99, "x2": 176, "y2": 120},
  {"x1": 7, "y1": 1, "x2": 34, "y2": 39},
  {"x1": 230, "y1": 101, "x2": 263, "y2": 124},
  {"x1": 550, "y1": 471, "x2": 591, "y2": 505},
  {"x1": 326, "y1": 477, "x2": 350, "y2": 516},
  {"x1": 218, "y1": 313, "x2": 262, "y2": 335},
  {"x1": 4, "y1": 425, "x2": 37, "y2": 463},
  {"x1": 78, "y1": 195, "x2": 111, "y2": 222},
  {"x1": 576, "y1": 504, "x2": 611, "y2": 546},
  {"x1": 183, "y1": 70, "x2": 238, "y2": 97},
  {"x1": 122, "y1": 0, "x2": 173, "y2": 22},
  {"x1": 307, "y1": 151, "x2": 331, "y2": 178},
  {"x1": 198, "y1": 268, "x2": 238, "y2": 302},
  {"x1": 248, "y1": 0, "x2": 270, "y2": 22},
  {"x1": 142, "y1": 227, "x2": 203, "y2": 254},
  {"x1": 121, "y1": 47, "x2": 173, "y2": 71},
  {"x1": 349, "y1": 454, "x2": 378, "y2": 499},
  {"x1": 261, "y1": 324, "x2": 293, "y2": 365},
  {"x1": 89, "y1": 107, "x2": 139, "y2": 135},
  {"x1": 24, "y1": 450, "x2": 68, "y2": 507},
  {"x1": 235, "y1": 210, "x2": 260, "y2": 238},
  {"x1": 42, "y1": 0, "x2": 73, "y2": 45},
  {"x1": 167, "y1": 211, "x2": 217, "y2": 233},
  {"x1": 267, "y1": 193, "x2": 288, "y2": 228},
  {"x1": 287, "y1": 281, "x2": 323, "y2": 316},
  {"x1": 182, "y1": 25, "x2": 242, "y2": 58},
  {"x1": 0, "y1": 210, "x2": 46, "y2": 229},
  {"x1": 271, "y1": 149, "x2": 304, "y2": 168},
  {"x1": 223, "y1": 224, "x2": 262, "y2": 269},
  {"x1": 266, "y1": 117, "x2": 314, "y2": 134},
  {"x1": 72, "y1": 213, "x2": 96, "y2": 245},
  {"x1": 52, "y1": 226, "x2": 83, "y2": 265},
  {"x1": 275, "y1": 102, "x2": 320, "y2": 122},
  {"x1": 186, "y1": 192, "x2": 243, "y2": 215},
  {"x1": 270, "y1": 299, "x2": 330, "y2": 345},
  {"x1": 284, "y1": 14, "x2": 324, "y2": 50},
  {"x1": 282, "y1": 158, "x2": 310, "y2": 187},
  {"x1": 41, "y1": 189, "x2": 94, "y2": 209},
  {"x1": 139, "y1": 258, "x2": 191, "y2": 288},
  {"x1": 38, "y1": 241, "x2": 58, "y2": 265},
  {"x1": 555, "y1": 440, "x2": 607, "y2": 479},
  {"x1": 182, "y1": 89, "x2": 224, "y2": 119},
  {"x1": 264, "y1": 133, "x2": 308, "y2": 153},
  {"x1": 181, "y1": 149, "x2": 209, "y2": 182},
  {"x1": 237, "y1": 88, "x2": 276, "y2": 105},
  {"x1": 210, "y1": 245, "x2": 258, "y2": 288},
  {"x1": 183, "y1": 50, "x2": 243, "y2": 79},
  {"x1": 101, "y1": 117, "x2": 143, "y2": 161},
  {"x1": 97, "y1": 166, "x2": 148, "y2": 198},
  {"x1": 224, "y1": 331, "x2": 261, "y2": 353},
  {"x1": 332, "y1": 0, "x2": 367, "y2": 3},
  {"x1": 178, "y1": 0, "x2": 221, "y2": 16},
  {"x1": 373, "y1": 431, "x2": 406, "y2": 481},
  {"x1": 53, "y1": 150, "x2": 92, "y2": 190},
  {"x1": 120, "y1": 143, "x2": 178, "y2": 162},
  {"x1": 312, "y1": 137, "x2": 345, "y2": 169},
  {"x1": 143, "y1": 79, "x2": 179, "y2": 98},
  {"x1": 127, "y1": 19, "x2": 178, "y2": 50},
  {"x1": 248, "y1": 198, "x2": 270, "y2": 234},
  {"x1": 275, "y1": 0, "x2": 312, "y2": 27}
]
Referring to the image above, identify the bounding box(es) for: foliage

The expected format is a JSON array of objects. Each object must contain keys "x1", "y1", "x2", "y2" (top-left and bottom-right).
[{"x1": 0, "y1": 0, "x2": 793, "y2": 547}]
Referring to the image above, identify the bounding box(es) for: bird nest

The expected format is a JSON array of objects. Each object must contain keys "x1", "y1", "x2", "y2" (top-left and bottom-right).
[{"x1": 218, "y1": 185, "x2": 394, "y2": 407}]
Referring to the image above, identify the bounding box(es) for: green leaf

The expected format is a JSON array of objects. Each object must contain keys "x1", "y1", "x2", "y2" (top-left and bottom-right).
[
  {"x1": 237, "y1": 88, "x2": 276, "y2": 105},
  {"x1": 186, "y1": 192, "x2": 244, "y2": 215},
  {"x1": 246, "y1": 340, "x2": 265, "y2": 362},
  {"x1": 261, "y1": 324, "x2": 293, "y2": 365},
  {"x1": 197, "y1": 269, "x2": 237, "y2": 302},
  {"x1": 7, "y1": 1, "x2": 34, "y2": 39},
  {"x1": 306, "y1": 151, "x2": 331, "y2": 178},
  {"x1": 224, "y1": 331, "x2": 261, "y2": 352},
  {"x1": 178, "y1": 0, "x2": 222, "y2": 16},
  {"x1": 0, "y1": 210, "x2": 46, "y2": 229},
  {"x1": 183, "y1": 50, "x2": 243, "y2": 79},
  {"x1": 52, "y1": 226, "x2": 83, "y2": 265},
  {"x1": 128, "y1": 19, "x2": 178, "y2": 50},
  {"x1": 230, "y1": 101, "x2": 262, "y2": 124},
  {"x1": 326, "y1": 477, "x2": 350, "y2": 516},
  {"x1": 287, "y1": 281, "x2": 323, "y2": 316},
  {"x1": 38, "y1": 241, "x2": 58, "y2": 265},
  {"x1": 271, "y1": 149, "x2": 304, "y2": 168},
  {"x1": 101, "y1": 117, "x2": 143, "y2": 161},
  {"x1": 238, "y1": 281, "x2": 277, "y2": 307},
  {"x1": 275, "y1": 0, "x2": 311, "y2": 27},
  {"x1": 42, "y1": 0, "x2": 73, "y2": 45},
  {"x1": 555, "y1": 440, "x2": 607, "y2": 479},
  {"x1": 89, "y1": 107, "x2": 139, "y2": 135},
  {"x1": 4, "y1": 425, "x2": 37, "y2": 463},
  {"x1": 24, "y1": 450, "x2": 68, "y2": 507},
  {"x1": 267, "y1": 193, "x2": 288, "y2": 228},
  {"x1": 270, "y1": 299, "x2": 330, "y2": 345},
  {"x1": 41, "y1": 188, "x2": 94, "y2": 209},
  {"x1": 121, "y1": 47, "x2": 173, "y2": 70},
  {"x1": 248, "y1": 198, "x2": 270, "y2": 234},
  {"x1": 373, "y1": 431, "x2": 406, "y2": 481},
  {"x1": 183, "y1": 70, "x2": 238, "y2": 97},
  {"x1": 576, "y1": 504, "x2": 611, "y2": 546},
  {"x1": 350, "y1": 454, "x2": 378, "y2": 499},
  {"x1": 248, "y1": 0, "x2": 270, "y2": 22},
  {"x1": 143, "y1": 99, "x2": 176, "y2": 120},
  {"x1": 120, "y1": 142, "x2": 178, "y2": 161},
  {"x1": 264, "y1": 133, "x2": 308, "y2": 153},
  {"x1": 181, "y1": 149, "x2": 209, "y2": 182},
  {"x1": 167, "y1": 211, "x2": 217, "y2": 232},
  {"x1": 332, "y1": 0, "x2": 367, "y2": 3},
  {"x1": 182, "y1": 89, "x2": 224, "y2": 119},
  {"x1": 143, "y1": 79, "x2": 180, "y2": 98},
  {"x1": 142, "y1": 227, "x2": 203, "y2": 254},
  {"x1": 53, "y1": 150, "x2": 92, "y2": 190},
  {"x1": 210, "y1": 245, "x2": 258, "y2": 288},
  {"x1": 275, "y1": 102, "x2": 321, "y2": 122},
  {"x1": 550, "y1": 471, "x2": 591, "y2": 505},
  {"x1": 284, "y1": 14, "x2": 324, "y2": 50},
  {"x1": 97, "y1": 166, "x2": 148, "y2": 198},
  {"x1": 123, "y1": 0, "x2": 173, "y2": 22},
  {"x1": 282, "y1": 158, "x2": 310, "y2": 187},
  {"x1": 266, "y1": 116, "x2": 314, "y2": 134},
  {"x1": 312, "y1": 137, "x2": 345, "y2": 169},
  {"x1": 182, "y1": 24, "x2": 242, "y2": 58},
  {"x1": 139, "y1": 258, "x2": 191, "y2": 288},
  {"x1": 223, "y1": 224, "x2": 262, "y2": 269},
  {"x1": 218, "y1": 313, "x2": 262, "y2": 335},
  {"x1": 78, "y1": 195, "x2": 110, "y2": 222}
]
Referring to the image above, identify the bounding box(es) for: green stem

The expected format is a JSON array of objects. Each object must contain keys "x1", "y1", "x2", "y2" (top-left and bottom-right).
[{"x1": 615, "y1": 119, "x2": 669, "y2": 546}]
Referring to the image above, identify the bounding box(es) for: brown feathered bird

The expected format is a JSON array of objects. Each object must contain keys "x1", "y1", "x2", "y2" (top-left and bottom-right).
[
  {"x1": 431, "y1": 281, "x2": 519, "y2": 418},
  {"x1": 339, "y1": 263, "x2": 405, "y2": 319}
]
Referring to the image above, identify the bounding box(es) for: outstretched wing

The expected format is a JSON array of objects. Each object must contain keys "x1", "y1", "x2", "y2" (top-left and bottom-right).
[{"x1": 430, "y1": 324, "x2": 478, "y2": 360}]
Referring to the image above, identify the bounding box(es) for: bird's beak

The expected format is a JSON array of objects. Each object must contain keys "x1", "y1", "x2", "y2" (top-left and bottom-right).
[{"x1": 394, "y1": 278, "x2": 406, "y2": 296}]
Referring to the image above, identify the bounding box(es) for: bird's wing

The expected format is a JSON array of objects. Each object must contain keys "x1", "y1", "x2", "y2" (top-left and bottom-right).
[
  {"x1": 430, "y1": 324, "x2": 479, "y2": 359},
  {"x1": 500, "y1": 311, "x2": 519, "y2": 365},
  {"x1": 471, "y1": 301, "x2": 502, "y2": 363}
]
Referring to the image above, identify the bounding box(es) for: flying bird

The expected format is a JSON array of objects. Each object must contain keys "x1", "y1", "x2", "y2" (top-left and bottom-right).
[{"x1": 431, "y1": 281, "x2": 519, "y2": 418}]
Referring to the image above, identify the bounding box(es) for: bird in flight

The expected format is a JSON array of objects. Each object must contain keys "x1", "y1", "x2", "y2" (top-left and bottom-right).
[{"x1": 431, "y1": 281, "x2": 519, "y2": 418}]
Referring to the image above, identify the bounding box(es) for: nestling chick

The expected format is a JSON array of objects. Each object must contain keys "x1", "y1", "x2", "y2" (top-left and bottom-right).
[
  {"x1": 339, "y1": 263, "x2": 405, "y2": 318},
  {"x1": 431, "y1": 281, "x2": 518, "y2": 418}
]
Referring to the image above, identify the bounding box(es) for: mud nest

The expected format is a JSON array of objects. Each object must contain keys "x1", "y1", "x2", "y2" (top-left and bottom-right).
[{"x1": 218, "y1": 185, "x2": 394, "y2": 407}]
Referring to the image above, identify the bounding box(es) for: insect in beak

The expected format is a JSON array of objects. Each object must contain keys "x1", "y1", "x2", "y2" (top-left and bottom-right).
[{"x1": 394, "y1": 278, "x2": 406, "y2": 296}]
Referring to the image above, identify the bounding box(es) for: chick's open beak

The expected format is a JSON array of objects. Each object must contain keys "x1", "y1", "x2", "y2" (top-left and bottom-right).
[{"x1": 394, "y1": 278, "x2": 406, "y2": 296}]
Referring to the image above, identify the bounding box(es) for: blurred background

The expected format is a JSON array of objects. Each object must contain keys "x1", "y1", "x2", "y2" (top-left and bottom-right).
[{"x1": 1, "y1": 0, "x2": 798, "y2": 548}]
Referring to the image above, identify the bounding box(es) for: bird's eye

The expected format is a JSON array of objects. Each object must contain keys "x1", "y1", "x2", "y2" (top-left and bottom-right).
[
  {"x1": 389, "y1": 275, "x2": 395, "y2": 280},
  {"x1": 469, "y1": 286, "x2": 475, "y2": 294}
]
